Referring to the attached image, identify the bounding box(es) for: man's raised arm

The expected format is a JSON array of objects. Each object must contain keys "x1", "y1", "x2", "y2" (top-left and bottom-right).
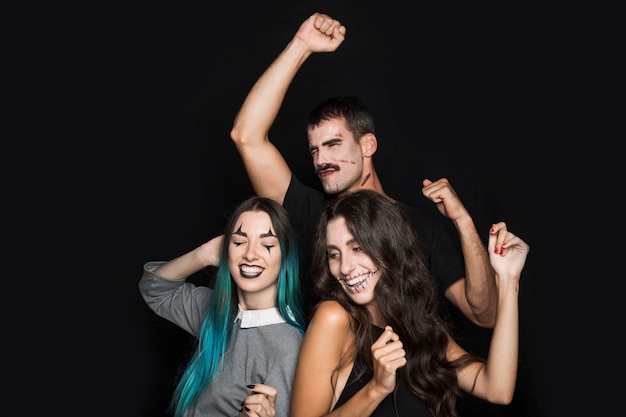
[{"x1": 230, "y1": 13, "x2": 346, "y2": 204}]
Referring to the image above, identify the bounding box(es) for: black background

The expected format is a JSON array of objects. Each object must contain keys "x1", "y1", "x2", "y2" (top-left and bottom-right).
[{"x1": 20, "y1": 2, "x2": 594, "y2": 416}]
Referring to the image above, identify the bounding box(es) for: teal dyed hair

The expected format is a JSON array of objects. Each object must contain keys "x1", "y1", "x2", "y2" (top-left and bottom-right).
[{"x1": 169, "y1": 197, "x2": 306, "y2": 417}]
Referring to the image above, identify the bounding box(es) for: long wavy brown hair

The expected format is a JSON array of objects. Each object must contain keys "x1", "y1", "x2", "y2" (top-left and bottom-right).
[{"x1": 308, "y1": 190, "x2": 482, "y2": 417}]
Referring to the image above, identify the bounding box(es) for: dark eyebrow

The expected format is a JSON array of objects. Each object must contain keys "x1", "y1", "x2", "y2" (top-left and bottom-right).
[
  {"x1": 326, "y1": 238, "x2": 357, "y2": 250},
  {"x1": 308, "y1": 138, "x2": 342, "y2": 152},
  {"x1": 260, "y1": 229, "x2": 276, "y2": 239},
  {"x1": 323, "y1": 138, "x2": 342, "y2": 147},
  {"x1": 233, "y1": 224, "x2": 276, "y2": 239}
]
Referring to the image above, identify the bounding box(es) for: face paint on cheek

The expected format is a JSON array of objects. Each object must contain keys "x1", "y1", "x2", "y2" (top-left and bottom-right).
[{"x1": 337, "y1": 158, "x2": 356, "y2": 164}]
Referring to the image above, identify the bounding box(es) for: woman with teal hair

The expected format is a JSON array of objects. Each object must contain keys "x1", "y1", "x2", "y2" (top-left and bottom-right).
[{"x1": 140, "y1": 196, "x2": 306, "y2": 417}]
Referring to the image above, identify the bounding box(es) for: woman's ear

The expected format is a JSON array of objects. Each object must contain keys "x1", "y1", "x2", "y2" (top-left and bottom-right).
[{"x1": 360, "y1": 133, "x2": 378, "y2": 157}]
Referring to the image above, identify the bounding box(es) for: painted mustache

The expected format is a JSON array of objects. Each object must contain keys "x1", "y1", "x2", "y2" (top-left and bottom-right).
[{"x1": 315, "y1": 163, "x2": 340, "y2": 174}]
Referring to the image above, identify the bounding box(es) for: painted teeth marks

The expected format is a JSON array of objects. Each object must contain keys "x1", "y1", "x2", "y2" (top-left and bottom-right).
[
  {"x1": 345, "y1": 276, "x2": 369, "y2": 293},
  {"x1": 341, "y1": 273, "x2": 371, "y2": 293},
  {"x1": 339, "y1": 269, "x2": 379, "y2": 294},
  {"x1": 343, "y1": 272, "x2": 370, "y2": 285}
]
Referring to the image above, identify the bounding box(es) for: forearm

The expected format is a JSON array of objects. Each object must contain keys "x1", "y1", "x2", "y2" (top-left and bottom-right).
[
  {"x1": 455, "y1": 215, "x2": 498, "y2": 327},
  {"x1": 480, "y1": 276, "x2": 519, "y2": 404},
  {"x1": 231, "y1": 36, "x2": 311, "y2": 147},
  {"x1": 153, "y1": 246, "x2": 209, "y2": 281},
  {"x1": 322, "y1": 380, "x2": 387, "y2": 417}
]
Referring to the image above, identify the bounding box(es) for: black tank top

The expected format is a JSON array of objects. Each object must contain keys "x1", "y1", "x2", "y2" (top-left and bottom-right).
[{"x1": 332, "y1": 325, "x2": 433, "y2": 416}]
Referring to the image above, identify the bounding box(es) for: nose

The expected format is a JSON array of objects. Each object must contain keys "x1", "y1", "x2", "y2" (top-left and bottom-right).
[
  {"x1": 340, "y1": 252, "x2": 355, "y2": 277},
  {"x1": 243, "y1": 243, "x2": 259, "y2": 261},
  {"x1": 314, "y1": 148, "x2": 329, "y2": 167}
]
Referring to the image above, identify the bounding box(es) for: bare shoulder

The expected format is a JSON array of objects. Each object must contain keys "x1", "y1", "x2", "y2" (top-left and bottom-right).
[
  {"x1": 310, "y1": 300, "x2": 351, "y2": 331},
  {"x1": 304, "y1": 300, "x2": 353, "y2": 356}
]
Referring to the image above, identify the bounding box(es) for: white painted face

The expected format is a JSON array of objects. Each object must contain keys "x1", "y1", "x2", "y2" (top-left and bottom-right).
[
  {"x1": 307, "y1": 118, "x2": 364, "y2": 195},
  {"x1": 325, "y1": 216, "x2": 381, "y2": 306},
  {"x1": 228, "y1": 210, "x2": 281, "y2": 308}
]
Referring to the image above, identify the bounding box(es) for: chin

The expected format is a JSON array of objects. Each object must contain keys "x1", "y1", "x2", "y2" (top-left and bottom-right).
[{"x1": 347, "y1": 290, "x2": 375, "y2": 305}]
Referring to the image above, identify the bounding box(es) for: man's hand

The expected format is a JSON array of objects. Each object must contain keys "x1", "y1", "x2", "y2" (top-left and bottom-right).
[
  {"x1": 295, "y1": 12, "x2": 346, "y2": 53},
  {"x1": 422, "y1": 177, "x2": 470, "y2": 222}
]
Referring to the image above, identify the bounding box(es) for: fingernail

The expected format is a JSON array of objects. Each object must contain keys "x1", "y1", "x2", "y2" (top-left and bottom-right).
[
  {"x1": 245, "y1": 406, "x2": 251, "y2": 412},
  {"x1": 247, "y1": 384, "x2": 255, "y2": 389}
]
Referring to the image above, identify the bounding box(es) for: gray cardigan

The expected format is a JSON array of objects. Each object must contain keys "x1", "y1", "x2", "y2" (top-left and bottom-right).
[{"x1": 139, "y1": 261, "x2": 303, "y2": 416}]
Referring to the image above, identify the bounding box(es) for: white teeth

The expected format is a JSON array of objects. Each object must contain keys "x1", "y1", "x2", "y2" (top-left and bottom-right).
[
  {"x1": 345, "y1": 276, "x2": 366, "y2": 286},
  {"x1": 340, "y1": 274, "x2": 372, "y2": 294},
  {"x1": 240, "y1": 266, "x2": 264, "y2": 278},
  {"x1": 343, "y1": 272, "x2": 369, "y2": 286},
  {"x1": 241, "y1": 266, "x2": 263, "y2": 274}
]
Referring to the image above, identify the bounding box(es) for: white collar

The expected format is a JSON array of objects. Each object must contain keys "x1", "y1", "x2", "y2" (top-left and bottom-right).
[{"x1": 235, "y1": 304, "x2": 287, "y2": 328}]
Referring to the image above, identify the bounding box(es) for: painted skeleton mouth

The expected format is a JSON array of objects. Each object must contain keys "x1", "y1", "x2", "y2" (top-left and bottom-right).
[
  {"x1": 240, "y1": 265, "x2": 264, "y2": 279},
  {"x1": 339, "y1": 269, "x2": 378, "y2": 293}
]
